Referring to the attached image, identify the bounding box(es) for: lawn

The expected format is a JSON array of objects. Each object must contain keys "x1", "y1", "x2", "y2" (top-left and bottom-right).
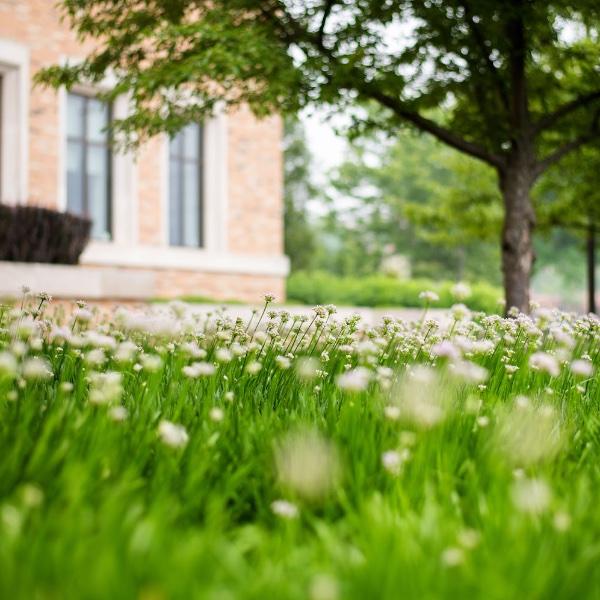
[{"x1": 0, "y1": 293, "x2": 599, "y2": 599}]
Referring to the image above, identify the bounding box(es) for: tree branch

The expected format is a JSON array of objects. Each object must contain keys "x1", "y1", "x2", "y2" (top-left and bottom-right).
[
  {"x1": 364, "y1": 87, "x2": 506, "y2": 169},
  {"x1": 533, "y1": 90, "x2": 600, "y2": 135},
  {"x1": 317, "y1": 0, "x2": 335, "y2": 47},
  {"x1": 535, "y1": 127, "x2": 600, "y2": 177}
]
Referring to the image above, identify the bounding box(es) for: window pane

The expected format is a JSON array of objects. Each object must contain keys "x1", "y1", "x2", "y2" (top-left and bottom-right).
[
  {"x1": 87, "y1": 98, "x2": 109, "y2": 143},
  {"x1": 87, "y1": 145, "x2": 110, "y2": 239},
  {"x1": 183, "y1": 123, "x2": 199, "y2": 160},
  {"x1": 169, "y1": 158, "x2": 181, "y2": 245},
  {"x1": 182, "y1": 161, "x2": 200, "y2": 246},
  {"x1": 67, "y1": 94, "x2": 85, "y2": 138},
  {"x1": 169, "y1": 130, "x2": 184, "y2": 158},
  {"x1": 66, "y1": 140, "x2": 84, "y2": 214}
]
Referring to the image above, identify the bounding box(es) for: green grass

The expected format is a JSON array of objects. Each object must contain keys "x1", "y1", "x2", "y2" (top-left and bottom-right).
[{"x1": 0, "y1": 296, "x2": 599, "y2": 599}]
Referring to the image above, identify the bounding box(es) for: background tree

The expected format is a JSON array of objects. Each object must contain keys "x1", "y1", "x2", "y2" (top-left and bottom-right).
[
  {"x1": 39, "y1": 0, "x2": 600, "y2": 311},
  {"x1": 326, "y1": 130, "x2": 501, "y2": 282},
  {"x1": 283, "y1": 118, "x2": 317, "y2": 272},
  {"x1": 536, "y1": 145, "x2": 600, "y2": 312}
]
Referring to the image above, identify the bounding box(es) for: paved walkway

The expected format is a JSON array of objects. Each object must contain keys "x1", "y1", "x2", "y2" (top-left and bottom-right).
[{"x1": 182, "y1": 303, "x2": 451, "y2": 326}]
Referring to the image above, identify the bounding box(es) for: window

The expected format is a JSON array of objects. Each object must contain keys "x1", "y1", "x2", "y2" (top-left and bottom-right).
[
  {"x1": 66, "y1": 93, "x2": 112, "y2": 240},
  {"x1": 0, "y1": 38, "x2": 29, "y2": 205},
  {"x1": 169, "y1": 123, "x2": 204, "y2": 247}
]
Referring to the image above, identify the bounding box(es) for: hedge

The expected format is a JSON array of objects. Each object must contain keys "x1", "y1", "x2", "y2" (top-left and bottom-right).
[
  {"x1": 286, "y1": 271, "x2": 502, "y2": 313},
  {"x1": 0, "y1": 205, "x2": 91, "y2": 264}
]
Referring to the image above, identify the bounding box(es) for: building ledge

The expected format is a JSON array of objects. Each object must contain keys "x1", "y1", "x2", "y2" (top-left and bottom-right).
[
  {"x1": 0, "y1": 261, "x2": 156, "y2": 300},
  {"x1": 81, "y1": 242, "x2": 290, "y2": 277}
]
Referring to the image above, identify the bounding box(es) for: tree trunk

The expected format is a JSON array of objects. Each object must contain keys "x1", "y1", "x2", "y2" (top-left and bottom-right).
[
  {"x1": 587, "y1": 224, "x2": 596, "y2": 314},
  {"x1": 500, "y1": 163, "x2": 536, "y2": 313}
]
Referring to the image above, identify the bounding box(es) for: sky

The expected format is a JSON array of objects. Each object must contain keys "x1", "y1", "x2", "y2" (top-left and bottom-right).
[{"x1": 301, "y1": 108, "x2": 347, "y2": 184}]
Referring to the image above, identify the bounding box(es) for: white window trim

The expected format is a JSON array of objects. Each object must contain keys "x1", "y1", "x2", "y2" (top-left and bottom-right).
[
  {"x1": 56, "y1": 68, "x2": 137, "y2": 246},
  {"x1": 0, "y1": 38, "x2": 29, "y2": 205}
]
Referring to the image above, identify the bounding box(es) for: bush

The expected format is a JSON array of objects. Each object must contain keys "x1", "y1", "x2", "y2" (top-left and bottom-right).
[
  {"x1": 0, "y1": 205, "x2": 91, "y2": 264},
  {"x1": 287, "y1": 271, "x2": 502, "y2": 312}
]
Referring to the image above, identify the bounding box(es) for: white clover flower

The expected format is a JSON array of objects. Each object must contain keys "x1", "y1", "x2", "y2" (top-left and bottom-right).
[
  {"x1": 0, "y1": 351, "x2": 18, "y2": 378},
  {"x1": 183, "y1": 361, "x2": 216, "y2": 378},
  {"x1": 275, "y1": 429, "x2": 340, "y2": 501},
  {"x1": 450, "y1": 303, "x2": 470, "y2": 321},
  {"x1": 108, "y1": 406, "x2": 129, "y2": 422},
  {"x1": 181, "y1": 341, "x2": 207, "y2": 359},
  {"x1": 246, "y1": 361, "x2": 262, "y2": 375},
  {"x1": 85, "y1": 348, "x2": 106, "y2": 367},
  {"x1": 215, "y1": 347, "x2": 233, "y2": 363},
  {"x1": 254, "y1": 331, "x2": 268, "y2": 344},
  {"x1": 550, "y1": 327, "x2": 575, "y2": 349},
  {"x1": 113, "y1": 341, "x2": 138, "y2": 363},
  {"x1": 10, "y1": 341, "x2": 27, "y2": 357},
  {"x1": 85, "y1": 331, "x2": 117, "y2": 350},
  {"x1": 209, "y1": 407, "x2": 224, "y2": 422},
  {"x1": 21, "y1": 483, "x2": 44, "y2": 508},
  {"x1": 505, "y1": 364, "x2": 519, "y2": 374},
  {"x1": 381, "y1": 449, "x2": 409, "y2": 475},
  {"x1": 570, "y1": 359, "x2": 593, "y2": 377},
  {"x1": 275, "y1": 355, "x2": 291, "y2": 370},
  {"x1": 230, "y1": 342, "x2": 247, "y2": 357},
  {"x1": 441, "y1": 547, "x2": 465, "y2": 568},
  {"x1": 529, "y1": 352, "x2": 560, "y2": 377},
  {"x1": 309, "y1": 574, "x2": 339, "y2": 600},
  {"x1": 73, "y1": 307, "x2": 93, "y2": 323},
  {"x1": 431, "y1": 340, "x2": 460, "y2": 360},
  {"x1": 22, "y1": 357, "x2": 53, "y2": 381},
  {"x1": 457, "y1": 528, "x2": 480, "y2": 549},
  {"x1": 140, "y1": 353, "x2": 163, "y2": 372},
  {"x1": 11, "y1": 317, "x2": 39, "y2": 340},
  {"x1": 158, "y1": 420, "x2": 189, "y2": 449},
  {"x1": 476, "y1": 415, "x2": 490, "y2": 428},
  {"x1": 89, "y1": 371, "x2": 123, "y2": 405},
  {"x1": 451, "y1": 360, "x2": 488, "y2": 384},
  {"x1": 49, "y1": 326, "x2": 72, "y2": 344},
  {"x1": 384, "y1": 405, "x2": 401, "y2": 421},
  {"x1": 494, "y1": 400, "x2": 562, "y2": 466},
  {"x1": 419, "y1": 290, "x2": 439, "y2": 303},
  {"x1": 553, "y1": 511, "x2": 571, "y2": 532},
  {"x1": 59, "y1": 381, "x2": 74, "y2": 393},
  {"x1": 451, "y1": 282, "x2": 472, "y2": 300},
  {"x1": 336, "y1": 367, "x2": 371, "y2": 392},
  {"x1": 270, "y1": 499, "x2": 299, "y2": 520},
  {"x1": 224, "y1": 391, "x2": 235, "y2": 402},
  {"x1": 512, "y1": 478, "x2": 552, "y2": 515},
  {"x1": 194, "y1": 361, "x2": 216, "y2": 377}
]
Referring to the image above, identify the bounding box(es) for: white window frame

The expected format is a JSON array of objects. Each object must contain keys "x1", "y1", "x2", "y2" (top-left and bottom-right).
[
  {"x1": 0, "y1": 38, "x2": 29, "y2": 205},
  {"x1": 57, "y1": 69, "x2": 137, "y2": 246}
]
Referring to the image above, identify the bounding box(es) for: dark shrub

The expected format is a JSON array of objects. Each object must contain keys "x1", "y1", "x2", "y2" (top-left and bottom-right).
[{"x1": 0, "y1": 205, "x2": 91, "y2": 264}]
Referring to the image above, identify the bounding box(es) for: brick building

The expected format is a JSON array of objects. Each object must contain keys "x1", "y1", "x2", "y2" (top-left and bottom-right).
[{"x1": 0, "y1": 0, "x2": 288, "y2": 302}]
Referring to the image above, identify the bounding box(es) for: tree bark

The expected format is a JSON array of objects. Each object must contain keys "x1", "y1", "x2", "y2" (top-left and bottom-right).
[
  {"x1": 500, "y1": 162, "x2": 536, "y2": 313},
  {"x1": 587, "y1": 224, "x2": 596, "y2": 314}
]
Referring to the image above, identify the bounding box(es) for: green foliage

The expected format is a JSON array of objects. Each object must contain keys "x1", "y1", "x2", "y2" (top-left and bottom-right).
[
  {"x1": 324, "y1": 128, "x2": 502, "y2": 283},
  {"x1": 284, "y1": 118, "x2": 317, "y2": 272},
  {"x1": 37, "y1": 0, "x2": 600, "y2": 161},
  {"x1": 287, "y1": 271, "x2": 501, "y2": 312}
]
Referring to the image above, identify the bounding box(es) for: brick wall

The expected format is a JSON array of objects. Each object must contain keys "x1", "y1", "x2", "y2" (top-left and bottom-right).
[{"x1": 0, "y1": 0, "x2": 287, "y2": 302}]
